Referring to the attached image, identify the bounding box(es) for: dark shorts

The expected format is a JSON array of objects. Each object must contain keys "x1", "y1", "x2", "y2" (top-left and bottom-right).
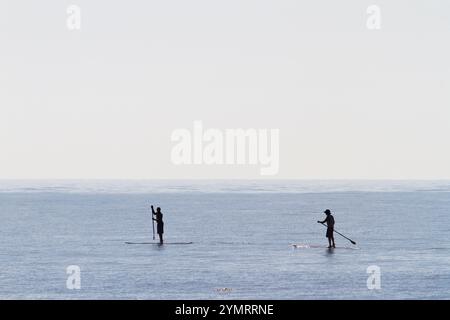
[
  {"x1": 326, "y1": 227, "x2": 334, "y2": 238},
  {"x1": 157, "y1": 223, "x2": 164, "y2": 234}
]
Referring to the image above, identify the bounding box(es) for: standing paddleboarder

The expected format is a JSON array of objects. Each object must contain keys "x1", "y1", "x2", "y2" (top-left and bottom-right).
[
  {"x1": 151, "y1": 205, "x2": 164, "y2": 244},
  {"x1": 318, "y1": 209, "x2": 335, "y2": 248}
]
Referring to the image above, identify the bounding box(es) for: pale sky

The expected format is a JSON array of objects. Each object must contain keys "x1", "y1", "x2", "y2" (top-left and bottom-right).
[{"x1": 1, "y1": 0, "x2": 450, "y2": 179}]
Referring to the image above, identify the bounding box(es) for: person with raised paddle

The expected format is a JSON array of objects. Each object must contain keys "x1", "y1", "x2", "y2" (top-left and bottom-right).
[
  {"x1": 318, "y1": 209, "x2": 336, "y2": 248},
  {"x1": 151, "y1": 205, "x2": 164, "y2": 244}
]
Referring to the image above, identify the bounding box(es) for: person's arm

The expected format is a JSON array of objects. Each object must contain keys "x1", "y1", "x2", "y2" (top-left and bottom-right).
[
  {"x1": 151, "y1": 205, "x2": 156, "y2": 215},
  {"x1": 317, "y1": 217, "x2": 327, "y2": 224}
]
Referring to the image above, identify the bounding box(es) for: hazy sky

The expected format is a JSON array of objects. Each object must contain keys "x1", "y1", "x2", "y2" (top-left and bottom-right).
[{"x1": 1, "y1": 0, "x2": 450, "y2": 179}]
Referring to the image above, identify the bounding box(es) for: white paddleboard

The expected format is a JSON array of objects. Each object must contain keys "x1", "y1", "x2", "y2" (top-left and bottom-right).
[
  {"x1": 291, "y1": 244, "x2": 360, "y2": 250},
  {"x1": 125, "y1": 242, "x2": 193, "y2": 245}
]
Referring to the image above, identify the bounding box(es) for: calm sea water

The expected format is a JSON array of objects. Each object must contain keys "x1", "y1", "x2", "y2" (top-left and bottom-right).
[{"x1": 0, "y1": 180, "x2": 449, "y2": 299}]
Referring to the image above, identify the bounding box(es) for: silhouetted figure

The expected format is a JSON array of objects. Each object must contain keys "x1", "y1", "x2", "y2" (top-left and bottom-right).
[
  {"x1": 151, "y1": 205, "x2": 164, "y2": 244},
  {"x1": 318, "y1": 209, "x2": 335, "y2": 248}
]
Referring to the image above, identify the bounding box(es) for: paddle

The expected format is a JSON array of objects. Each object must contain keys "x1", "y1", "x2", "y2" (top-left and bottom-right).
[
  {"x1": 152, "y1": 217, "x2": 155, "y2": 240},
  {"x1": 319, "y1": 222, "x2": 356, "y2": 245},
  {"x1": 151, "y1": 205, "x2": 155, "y2": 240}
]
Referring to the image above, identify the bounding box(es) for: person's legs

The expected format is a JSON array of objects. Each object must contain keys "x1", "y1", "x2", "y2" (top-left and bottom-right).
[
  {"x1": 327, "y1": 228, "x2": 333, "y2": 248},
  {"x1": 159, "y1": 233, "x2": 163, "y2": 244},
  {"x1": 331, "y1": 236, "x2": 335, "y2": 248}
]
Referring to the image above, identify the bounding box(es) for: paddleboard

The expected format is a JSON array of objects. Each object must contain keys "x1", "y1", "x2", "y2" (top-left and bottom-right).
[
  {"x1": 291, "y1": 244, "x2": 360, "y2": 250},
  {"x1": 125, "y1": 242, "x2": 193, "y2": 245}
]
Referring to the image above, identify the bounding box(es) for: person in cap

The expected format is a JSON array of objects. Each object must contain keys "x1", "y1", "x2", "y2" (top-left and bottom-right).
[{"x1": 318, "y1": 209, "x2": 335, "y2": 248}]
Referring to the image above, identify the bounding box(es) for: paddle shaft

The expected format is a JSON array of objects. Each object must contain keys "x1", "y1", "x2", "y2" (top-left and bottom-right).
[
  {"x1": 152, "y1": 210, "x2": 155, "y2": 240},
  {"x1": 319, "y1": 222, "x2": 356, "y2": 245}
]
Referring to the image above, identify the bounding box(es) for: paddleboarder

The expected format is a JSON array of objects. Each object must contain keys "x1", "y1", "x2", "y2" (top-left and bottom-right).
[
  {"x1": 318, "y1": 209, "x2": 335, "y2": 248},
  {"x1": 151, "y1": 205, "x2": 164, "y2": 244}
]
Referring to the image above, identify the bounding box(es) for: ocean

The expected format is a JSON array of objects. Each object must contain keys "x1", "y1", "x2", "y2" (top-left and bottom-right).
[{"x1": 0, "y1": 180, "x2": 449, "y2": 299}]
